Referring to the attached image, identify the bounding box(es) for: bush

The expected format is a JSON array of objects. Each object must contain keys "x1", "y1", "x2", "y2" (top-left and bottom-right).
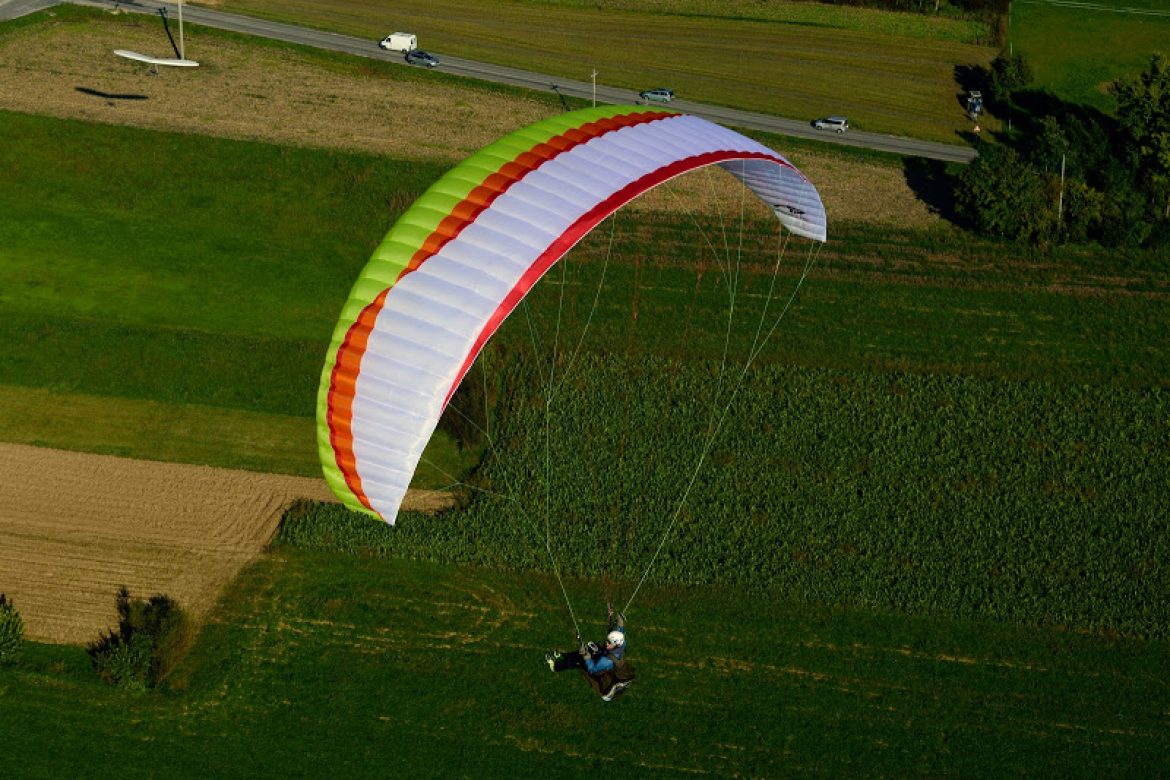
[
  {"x1": 90, "y1": 632, "x2": 154, "y2": 692},
  {"x1": 954, "y1": 142, "x2": 1054, "y2": 241},
  {"x1": 0, "y1": 594, "x2": 24, "y2": 663},
  {"x1": 87, "y1": 586, "x2": 191, "y2": 690}
]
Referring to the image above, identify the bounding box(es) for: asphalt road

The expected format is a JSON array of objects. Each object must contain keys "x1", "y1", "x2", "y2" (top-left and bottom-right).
[{"x1": 2, "y1": 0, "x2": 976, "y2": 163}]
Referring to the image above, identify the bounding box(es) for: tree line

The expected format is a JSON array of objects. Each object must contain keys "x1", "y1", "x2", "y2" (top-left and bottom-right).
[{"x1": 956, "y1": 52, "x2": 1170, "y2": 249}]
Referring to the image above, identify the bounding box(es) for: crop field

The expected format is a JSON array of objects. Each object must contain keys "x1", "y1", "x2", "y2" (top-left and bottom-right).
[
  {"x1": 1012, "y1": 0, "x2": 1170, "y2": 111},
  {"x1": 278, "y1": 228, "x2": 1169, "y2": 638},
  {"x1": 206, "y1": 0, "x2": 999, "y2": 142},
  {"x1": 1, "y1": 6, "x2": 1169, "y2": 777}
]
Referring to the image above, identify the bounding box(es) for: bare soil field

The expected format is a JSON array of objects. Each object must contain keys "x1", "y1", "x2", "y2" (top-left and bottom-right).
[
  {"x1": 0, "y1": 10, "x2": 940, "y2": 228},
  {"x1": 0, "y1": 443, "x2": 452, "y2": 644}
]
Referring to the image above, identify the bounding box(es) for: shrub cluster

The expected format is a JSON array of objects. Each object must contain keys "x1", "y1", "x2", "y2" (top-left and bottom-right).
[
  {"x1": 0, "y1": 594, "x2": 24, "y2": 663},
  {"x1": 87, "y1": 586, "x2": 191, "y2": 691},
  {"x1": 284, "y1": 356, "x2": 1169, "y2": 638}
]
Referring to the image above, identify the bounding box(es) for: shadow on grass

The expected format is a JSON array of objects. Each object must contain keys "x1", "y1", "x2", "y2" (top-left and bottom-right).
[
  {"x1": 902, "y1": 156, "x2": 958, "y2": 223},
  {"x1": 952, "y1": 63, "x2": 987, "y2": 114},
  {"x1": 1010, "y1": 88, "x2": 1117, "y2": 144},
  {"x1": 891, "y1": 62, "x2": 984, "y2": 226},
  {"x1": 75, "y1": 87, "x2": 148, "y2": 101}
]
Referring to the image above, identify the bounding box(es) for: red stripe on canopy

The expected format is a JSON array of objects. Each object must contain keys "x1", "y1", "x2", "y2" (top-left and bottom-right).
[
  {"x1": 327, "y1": 110, "x2": 675, "y2": 513},
  {"x1": 442, "y1": 150, "x2": 784, "y2": 408}
]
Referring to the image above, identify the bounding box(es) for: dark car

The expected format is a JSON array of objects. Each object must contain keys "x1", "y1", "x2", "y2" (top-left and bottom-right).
[
  {"x1": 405, "y1": 49, "x2": 440, "y2": 68},
  {"x1": 639, "y1": 87, "x2": 675, "y2": 103}
]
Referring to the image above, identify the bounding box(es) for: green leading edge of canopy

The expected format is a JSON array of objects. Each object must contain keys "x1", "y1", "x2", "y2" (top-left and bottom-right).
[{"x1": 315, "y1": 105, "x2": 680, "y2": 513}]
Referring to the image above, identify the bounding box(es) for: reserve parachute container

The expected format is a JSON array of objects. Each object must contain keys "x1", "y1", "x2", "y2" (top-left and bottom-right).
[{"x1": 318, "y1": 105, "x2": 827, "y2": 523}]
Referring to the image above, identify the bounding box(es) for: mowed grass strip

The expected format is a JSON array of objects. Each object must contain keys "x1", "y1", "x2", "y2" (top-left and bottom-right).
[
  {"x1": 0, "y1": 110, "x2": 481, "y2": 481},
  {"x1": 1, "y1": 551, "x2": 1167, "y2": 777},
  {"x1": 505, "y1": 0, "x2": 991, "y2": 43},
  {"x1": 209, "y1": 0, "x2": 997, "y2": 142},
  {"x1": 501, "y1": 211, "x2": 1170, "y2": 389},
  {"x1": 0, "y1": 385, "x2": 319, "y2": 475}
]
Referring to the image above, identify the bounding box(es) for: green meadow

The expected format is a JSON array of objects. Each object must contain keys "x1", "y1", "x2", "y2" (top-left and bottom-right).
[
  {"x1": 1, "y1": 551, "x2": 1167, "y2": 778},
  {"x1": 3, "y1": 110, "x2": 1166, "y2": 471},
  {"x1": 1011, "y1": 0, "x2": 1170, "y2": 111},
  {"x1": 1, "y1": 23, "x2": 1169, "y2": 770},
  {"x1": 0, "y1": 109, "x2": 473, "y2": 482}
]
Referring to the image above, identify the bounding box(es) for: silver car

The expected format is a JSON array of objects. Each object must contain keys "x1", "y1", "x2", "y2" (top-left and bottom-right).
[
  {"x1": 813, "y1": 116, "x2": 849, "y2": 134},
  {"x1": 639, "y1": 87, "x2": 675, "y2": 103}
]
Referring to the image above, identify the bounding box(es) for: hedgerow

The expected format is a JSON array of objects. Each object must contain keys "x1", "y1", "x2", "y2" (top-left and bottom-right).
[{"x1": 281, "y1": 356, "x2": 1169, "y2": 638}]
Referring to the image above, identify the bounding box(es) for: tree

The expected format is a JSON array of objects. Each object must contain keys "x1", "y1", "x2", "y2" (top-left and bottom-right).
[
  {"x1": 1060, "y1": 179, "x2": 1104, "y2": 244},
  {"x1": 955, "y1": 142, "x2": 1053, "y2": 241},
  {"x1": 1110, "y1": 53, "x2": 1170, "y2": 220},
  {"x1": 0, "y1": 594, "x2": 24, "y2": 663},
  {"x1": 1030, "y1": 115, "x2": 1069, "y2": 174},
  {"x1": 987, "y1": 49, "x2": 1034, "y2": 105}
]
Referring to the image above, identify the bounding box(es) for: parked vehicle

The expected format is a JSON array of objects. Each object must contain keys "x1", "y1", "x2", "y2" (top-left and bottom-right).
[
  {"x1": 639, "y1": 87, "x2": 675, "y2": 103},
  {"x1": 813, "y1": 116, "x2": 849, "y2": 134},
  {"x1": 379, "y1": 32, "x2": 417, "y2": 52},
  {"x1": 405, "y1": 49, "x2": 440, "y2": 68}
]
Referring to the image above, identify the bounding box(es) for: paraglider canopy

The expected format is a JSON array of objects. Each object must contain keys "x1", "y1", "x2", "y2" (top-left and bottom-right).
[{"x1": 317, "y1": 105, "x2": 827, "y2": 523}]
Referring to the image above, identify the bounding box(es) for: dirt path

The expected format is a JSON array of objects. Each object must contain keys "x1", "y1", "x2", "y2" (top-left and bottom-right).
[{"x1": 0, "y1": 442, "x2": 451, "y2": 644}]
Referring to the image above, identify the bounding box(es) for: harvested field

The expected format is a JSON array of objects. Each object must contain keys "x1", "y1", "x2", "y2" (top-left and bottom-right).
[{"x1": 0, "y1": 443, "x2": 452, "y2": 644}]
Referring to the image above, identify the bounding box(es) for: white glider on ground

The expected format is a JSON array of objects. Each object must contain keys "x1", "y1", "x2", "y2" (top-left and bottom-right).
[
  {"x1": 113, "y1": 49, "x2": 199, "y2": 67},
  {"x1": 113, "y1": 0, "x2": 198, "y2": 69}
]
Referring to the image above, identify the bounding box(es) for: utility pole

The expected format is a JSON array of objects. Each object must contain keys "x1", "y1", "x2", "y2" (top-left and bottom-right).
[
  {"x1": 1057, "y1": 153, "x2": 1066, "y2": 223},
  {"x1": 178, "y1": 0, "x2": 185, "y2": 61},
  {"x1": 591, "y1": 70, "x2": 597, "y2": 107}
]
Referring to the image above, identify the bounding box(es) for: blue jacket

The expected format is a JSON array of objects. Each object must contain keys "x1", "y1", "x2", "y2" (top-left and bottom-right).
[{"x1": 584, "y1": 626, "x2": 625, "y2": 676}]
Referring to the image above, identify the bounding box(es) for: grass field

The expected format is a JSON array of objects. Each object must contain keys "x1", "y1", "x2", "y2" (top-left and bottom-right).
[
  {"x1": 206, "y1": 0, "x2": 998, "y2": 142},
  {"x1": 2, "y1": 106, "x2": 1166, "y2": 473},
  {"x1": 0, "y1": 108, "x2": 475, "y2": 484},
  {"x1": 5, "y1": 104, "x2": 1165, "y2": 643},
  {"x1": 1, "y1": 10, "x2": 1169, "y2": 776},
  {"x1": 470, "y1": 0, "x2": 993, "y2": 43},
  {"x1": 1, "y1": 550, "x2": 1167, "y2": 778},
  {"x1": 1011, "y1": 0, "x2": 1170, "y2": 111}
]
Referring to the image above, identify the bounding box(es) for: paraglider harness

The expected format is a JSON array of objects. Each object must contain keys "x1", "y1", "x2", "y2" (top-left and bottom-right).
[{"x1": 549, "y1": 608, "x2": 635, "y2": 701}]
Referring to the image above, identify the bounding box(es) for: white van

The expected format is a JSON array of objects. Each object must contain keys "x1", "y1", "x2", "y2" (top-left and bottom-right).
[{"x1": 379, "y1": 32, "x2": 417, "y2": 52}]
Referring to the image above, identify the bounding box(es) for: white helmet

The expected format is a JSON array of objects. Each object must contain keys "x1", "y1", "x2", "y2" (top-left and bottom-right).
[{"x1": 606, "y1": 630, "x2": 625, "y2": 647}]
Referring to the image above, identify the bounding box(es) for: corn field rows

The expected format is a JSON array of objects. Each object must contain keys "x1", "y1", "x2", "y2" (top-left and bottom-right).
[{"x1": 283, "y1": 353, "x2": 1169, "y2": 638}]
